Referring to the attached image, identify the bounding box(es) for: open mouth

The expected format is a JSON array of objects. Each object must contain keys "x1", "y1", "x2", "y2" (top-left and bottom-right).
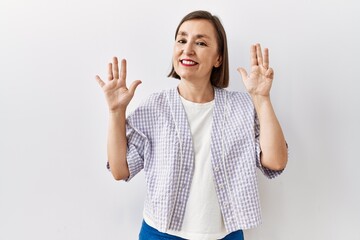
[{"x1": 180, "y1": 59, "x2": 198, "y2": 66}]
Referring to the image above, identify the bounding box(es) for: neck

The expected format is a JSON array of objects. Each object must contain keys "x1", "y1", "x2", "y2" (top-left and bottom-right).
[{"x1": 177, "y1": 79, "x2": 214, "y2": 103}]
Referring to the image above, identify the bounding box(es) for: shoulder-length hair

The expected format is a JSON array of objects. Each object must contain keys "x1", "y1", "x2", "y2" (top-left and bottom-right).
[{"x1": 167, "y1": 10, "x2": 229, "y2": 88}]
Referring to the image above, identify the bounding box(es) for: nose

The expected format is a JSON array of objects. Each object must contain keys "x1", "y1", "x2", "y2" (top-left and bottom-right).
[{"x1": 182, "y1": 42, "x2": 195, "y2": 55}]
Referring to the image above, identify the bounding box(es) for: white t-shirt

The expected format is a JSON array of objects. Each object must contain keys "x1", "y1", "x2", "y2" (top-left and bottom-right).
[{"x1": 144, "y1": 95, "x2": 227, "y2": 239}]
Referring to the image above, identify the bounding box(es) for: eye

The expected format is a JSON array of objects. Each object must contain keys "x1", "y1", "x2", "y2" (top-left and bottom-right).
[
  {"x1": 196, "y1": 41, "x2": 207, "y2": 47},
  {"x1": 177, "y1": 39, "x2": 186, "y2": 44}
]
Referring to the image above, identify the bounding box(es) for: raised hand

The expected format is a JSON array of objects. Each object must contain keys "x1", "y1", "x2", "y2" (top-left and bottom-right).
[
  {"x1": 96, "y1": 57, "x2": 142, "y2": 112},
  {"x1": 237, "y1": 44, "x2": 274, "y2": 97}
]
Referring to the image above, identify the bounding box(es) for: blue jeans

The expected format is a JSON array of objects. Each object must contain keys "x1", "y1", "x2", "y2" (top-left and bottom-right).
[{"x1": 139, "y1": 220, "x2": 244, "y2": 240}]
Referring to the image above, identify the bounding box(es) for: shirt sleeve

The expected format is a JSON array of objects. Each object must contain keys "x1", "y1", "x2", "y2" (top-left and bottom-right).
[
  {"x1": 254, "y1": 111, "x2": 286, "y2": 179},
  {"x1": 106, "y1": 113, "x2": 148, "y2": 182}
]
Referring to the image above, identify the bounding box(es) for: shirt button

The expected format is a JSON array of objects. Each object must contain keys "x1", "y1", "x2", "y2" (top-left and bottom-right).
[{"x1": 214, "y1": 166, "x2": 220, "y2": 171}]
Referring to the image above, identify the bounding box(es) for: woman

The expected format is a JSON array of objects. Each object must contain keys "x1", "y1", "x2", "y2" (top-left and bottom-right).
[{"x1": 96, "y1": 10, "x2": 288, "y2": 240}]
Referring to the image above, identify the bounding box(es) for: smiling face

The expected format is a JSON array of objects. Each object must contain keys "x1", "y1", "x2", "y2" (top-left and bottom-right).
[{"x1": 172, "y1": 19, "x2": 222, "y2": 83}]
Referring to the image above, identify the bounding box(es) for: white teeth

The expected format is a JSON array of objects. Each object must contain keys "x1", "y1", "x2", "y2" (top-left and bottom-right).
[{"x1": 182, "y1": 60, "x2": 196, "y2": 65}]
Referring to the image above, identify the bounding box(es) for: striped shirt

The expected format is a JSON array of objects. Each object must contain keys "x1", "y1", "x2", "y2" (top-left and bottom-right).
[{"x1": 107, "y1": 87, "x2": 285, "y2": 233}]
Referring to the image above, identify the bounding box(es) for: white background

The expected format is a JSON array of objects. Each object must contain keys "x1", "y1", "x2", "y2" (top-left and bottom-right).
[{"x1": 1, "y1": 0, "x2": 359, "y2": 239}]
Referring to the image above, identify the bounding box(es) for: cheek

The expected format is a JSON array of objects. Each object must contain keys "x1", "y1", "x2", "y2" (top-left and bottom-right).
[
  {"x1": 173, "y1": 46, "x2": 180, "y2": 57},
  {"x1": 172, "y1": 47, "x2": 180, "y2": 65},
  {"x1": 172, "y1": 55, "x2": 178, "y2": 68}
]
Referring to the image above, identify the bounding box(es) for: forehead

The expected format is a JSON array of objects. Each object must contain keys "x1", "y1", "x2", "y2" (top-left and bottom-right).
[{"x1": 177, "y1": 19, "x2": 217, "y2": 38}]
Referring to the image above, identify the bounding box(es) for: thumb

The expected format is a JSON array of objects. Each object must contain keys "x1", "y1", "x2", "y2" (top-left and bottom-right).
[
  {"x1": 237, "y1": 67, "x2": 248, "y2": 81},
  {"x1": 95, "y1": 75, "x2": 105, "y2": 88},
  {"x1": 129, "y1": 80, "x2": 142, "y2": 95}
]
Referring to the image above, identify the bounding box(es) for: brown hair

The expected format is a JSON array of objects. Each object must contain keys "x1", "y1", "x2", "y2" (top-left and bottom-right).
[{"x1": 167, "y1": 10, "x2": 229, "y2": 88}]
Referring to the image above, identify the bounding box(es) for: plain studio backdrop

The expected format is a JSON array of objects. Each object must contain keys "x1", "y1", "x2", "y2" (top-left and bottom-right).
[{"x1": 0, "y1": 0, "x2": 359, "y2": 239}]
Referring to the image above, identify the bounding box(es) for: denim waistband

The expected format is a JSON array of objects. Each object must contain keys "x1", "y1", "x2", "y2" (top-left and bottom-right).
[{"x1": 138, "y1": 219, "x2": 244, "y2": 240}]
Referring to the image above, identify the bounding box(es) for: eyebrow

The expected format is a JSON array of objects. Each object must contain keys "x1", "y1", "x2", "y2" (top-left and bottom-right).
[{"x1": 177, "y1": 31, "x2": 210, "y2": 39}]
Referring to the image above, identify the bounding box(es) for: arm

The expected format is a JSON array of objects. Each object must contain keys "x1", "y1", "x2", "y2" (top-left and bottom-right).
[
  {"x1": 253, "y1": 96, "x2": 288, "y2": 171},
  {"x1": 238, "y1": 44, "x2": 288, "y2": 171},
  {"x1": 107, "y1": 110, "x2": 129, "y2": 180},
  {"x1": 96, "y1": 57, "x2": 142, "y2": 180}
]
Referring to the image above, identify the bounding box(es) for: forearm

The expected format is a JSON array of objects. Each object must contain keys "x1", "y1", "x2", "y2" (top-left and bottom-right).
[
  {"x1": 252, "y1": 95, "x2": 288, "y2": 171},
  {"x1": 107, "y1": 109, "x2": 130, "y2": 180}
]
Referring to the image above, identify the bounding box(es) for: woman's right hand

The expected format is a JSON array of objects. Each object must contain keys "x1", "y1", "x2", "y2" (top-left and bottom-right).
[{"x1": 96, "y1": 57, "x2": 142, "y2": 112}]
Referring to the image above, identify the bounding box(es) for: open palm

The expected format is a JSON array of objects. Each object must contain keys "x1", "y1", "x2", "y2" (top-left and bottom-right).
[
  {"x1": 238, "y1": 44, "x2": 274, "y2": 97},
  {"x1": 96, "y1": 57, "x2": 141, "y2": 112}
]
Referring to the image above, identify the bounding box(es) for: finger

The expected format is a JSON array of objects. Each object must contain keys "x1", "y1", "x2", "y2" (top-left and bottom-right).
[
  {"x1": 250, "y1": 45, "x2": 258, "y2": 66},
  {"x1": 265, "y1": 67, "x2": 274, "y2": 79},
  {"x1": 128, "y1": 80, "x2": 142, "y2": 95},
  {"x1": 119, "y1": 59, "x2": 127, "y2": 86},
  {"x1": 263, "y1": 48, "x2": 269, "y2": 69},
  {"x1": 237, "y1": 67, "x2": 248, "y2": 81},
  {"x1": 113, "y1": 57, "x2": 119, "y2": 79},
  {"x1": 256, "y1": 43, "x2": 263, "y2": 66},
  {"x1": 95, "y1": 75, "x2": 105, "y2": 88},
  {"x1": 108, "y1": 63, "x2": 114, "y2": 80}
]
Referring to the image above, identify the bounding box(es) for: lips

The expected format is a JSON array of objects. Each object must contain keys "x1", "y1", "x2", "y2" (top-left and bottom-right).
[{"x1": 180, "y1": 59, "x2": 198, "y2": 66}]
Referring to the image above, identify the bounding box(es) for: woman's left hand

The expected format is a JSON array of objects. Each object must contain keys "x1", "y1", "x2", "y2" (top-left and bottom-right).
[{"x1": 237, "y1": 43, "x2": 274, "y2": 97}]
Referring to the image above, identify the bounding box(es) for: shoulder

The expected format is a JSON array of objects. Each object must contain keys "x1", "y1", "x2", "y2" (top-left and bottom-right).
[
  {"x1": 217, "y1": 88, "x2": 253, "y2": 105},
  {"x1": 139, "y1": 90, "x2": 167, "y2": 107},
  {"x1": 127, "y1": 89, "x2": 171, "y2": 119},
  {"x1": 221, "y1": 89, "x2": 255, "y2": 112},
  {"x1": 227, "y1": 90, "x2": 251, "y2": 101}
]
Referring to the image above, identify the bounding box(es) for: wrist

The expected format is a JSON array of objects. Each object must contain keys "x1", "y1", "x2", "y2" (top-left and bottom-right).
[
  {"x1": 109, "y1": 107, "x2": 127, "y2": 116},
  {"x1": 250, "y1": 94, "x2": 271, "y2": 103},
  {"x1": 250, "y1": 94, "x2": 272, "y2": 110}
]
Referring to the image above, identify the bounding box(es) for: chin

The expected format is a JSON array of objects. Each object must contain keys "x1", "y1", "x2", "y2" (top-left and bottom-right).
[
  {"x1": 177, "y1": 71, "x2": 196, "y2": 80},
  {"x1": 178, "y1": 75, "x2": 193, "y2": 81}
]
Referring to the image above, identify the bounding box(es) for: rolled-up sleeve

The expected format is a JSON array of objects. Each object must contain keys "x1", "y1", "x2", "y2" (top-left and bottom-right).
[{"x1": 123, "y1": 118, "x2": 147, "y2": 182}]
